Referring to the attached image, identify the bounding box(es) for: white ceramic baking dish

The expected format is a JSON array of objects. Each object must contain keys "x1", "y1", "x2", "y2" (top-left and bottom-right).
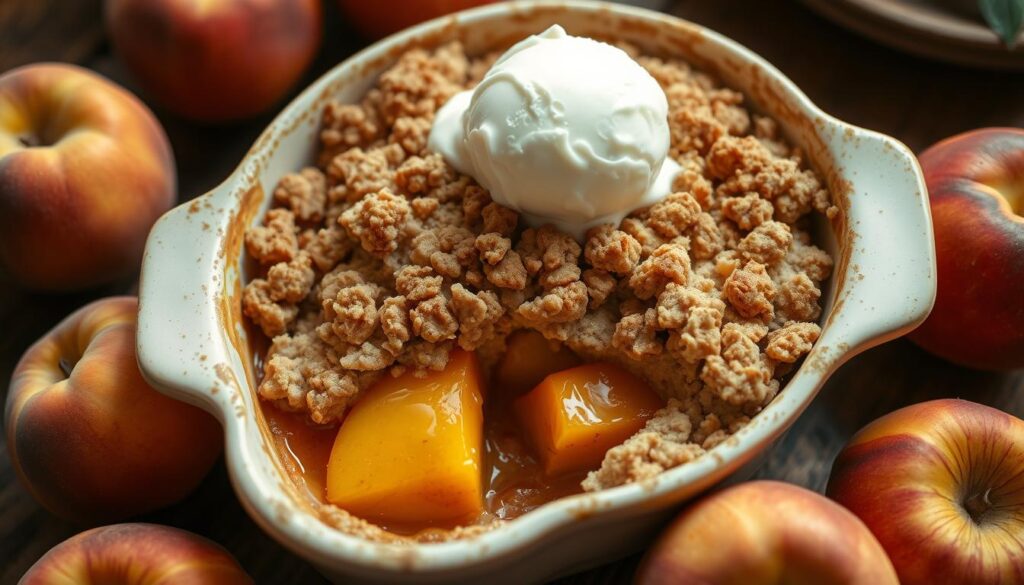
[{"x1": 136, "y1": 1, "x2": 936, "y2": 583}]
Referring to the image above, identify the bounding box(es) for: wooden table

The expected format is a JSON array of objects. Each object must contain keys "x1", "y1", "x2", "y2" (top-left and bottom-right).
[{"x1": 2, "y1": 1, "x2": 1022, "y2": 582}]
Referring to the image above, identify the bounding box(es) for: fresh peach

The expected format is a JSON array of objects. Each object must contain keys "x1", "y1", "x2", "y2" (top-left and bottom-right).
[
  {"x1": 106, "y1": 0, "x2": 322, "y2": 122},
  {"x1": 0, "y1": 63, "x2": 175, "y2": 291},
  {"x1": 908, "y1": 128, "x2": 1024, "y2": 370},
  {"x1": 21, "y1": 523, "x2": 252, "y2": 585},
  {"x1": 828, "y1": 399, "x2": 1024, "y2": 585},
  {"x1": 337, "y1": 0, "x2": 499, "y2": 39},
  {"x1": 636, "y1": 481, "x2": 899, "y2": 585},
  {"x1": 5, "y1": 297, "x2": 222, "y2": 524}
]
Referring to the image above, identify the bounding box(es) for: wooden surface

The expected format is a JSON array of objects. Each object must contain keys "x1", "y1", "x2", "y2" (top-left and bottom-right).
[{"x1": 2, "y1": 0, "x2": 1023, "y2": 583}]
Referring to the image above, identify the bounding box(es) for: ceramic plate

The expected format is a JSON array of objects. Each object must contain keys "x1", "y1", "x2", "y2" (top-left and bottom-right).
[{"x1": 801, "y1": 0, "x2": 1024, "y2": 69}]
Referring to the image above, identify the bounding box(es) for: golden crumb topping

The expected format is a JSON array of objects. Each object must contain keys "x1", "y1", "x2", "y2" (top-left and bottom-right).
[{"x1": 241, "y1": 40, "x2": 836, "y2": 503}]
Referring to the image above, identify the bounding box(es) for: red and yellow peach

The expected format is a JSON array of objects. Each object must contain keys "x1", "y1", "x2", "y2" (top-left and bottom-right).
[
  {"x1": 0, "y1": 63, "x2": 175, "y2": 291},
  {"x1": 21, "y1": 524, "x2": 253, "y2": 585},
  {"x1": 828, "y1": 399, "x2": 1024, "y2": 585},
  {"x1": 106, "y1": 0, "x2": 323, "y2": 122},
  {"x1": 5, "y1": 297, "x2": 222, "y2": 523},
  {"x1": 636, "y1": 480, "x2": 899, "y2": 585},
  {"x1": 908, "y1": 128, "x2": 1024, "y2": 370}
]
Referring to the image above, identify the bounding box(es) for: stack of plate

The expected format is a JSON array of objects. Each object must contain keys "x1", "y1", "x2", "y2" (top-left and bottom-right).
[{"x1": 800, "y1": 0, "x2": 1024, "y2": 69}]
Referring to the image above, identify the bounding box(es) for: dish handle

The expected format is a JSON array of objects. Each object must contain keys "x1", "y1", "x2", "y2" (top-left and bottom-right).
[
  {"x1": 136, "y1": 181, "x2": 248, "y2": 422},
  {"x1": 816, "y1": 127, "x2": 937, "y2": 365}
]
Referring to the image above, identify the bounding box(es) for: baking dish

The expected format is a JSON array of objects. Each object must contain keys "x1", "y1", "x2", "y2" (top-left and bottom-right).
[{"x1": 136, "y1": 1, "x2": 936, "y2": 583}]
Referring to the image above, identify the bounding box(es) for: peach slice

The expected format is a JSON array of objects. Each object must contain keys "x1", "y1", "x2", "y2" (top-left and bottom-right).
[
  {"x1": 326, "y1": 350, "x2": 484, "y2": 526},
  {"x1": 493, "y1": 330, "x2": 582, "y2": 396},
  {"x1": 515, "y1": 363, "x2": 663, "y2": 476}
]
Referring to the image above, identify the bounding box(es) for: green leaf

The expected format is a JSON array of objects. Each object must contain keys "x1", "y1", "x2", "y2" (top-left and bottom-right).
[{"x1": 980, "y1": 0, "x2": 1024, "y2": 47}]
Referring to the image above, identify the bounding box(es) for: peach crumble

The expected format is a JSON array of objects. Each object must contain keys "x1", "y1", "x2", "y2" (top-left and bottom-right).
[{"x1": 242, "y1": 34, "x2": 835, "y2": 540}]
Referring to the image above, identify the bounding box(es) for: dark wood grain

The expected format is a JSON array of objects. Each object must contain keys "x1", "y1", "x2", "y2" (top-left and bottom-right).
[
  {"x1": 0, "y1": 0, "x2": 105, "y2": 71},
  {"x1": 1, "y1": 1, "x2": 1022, "y2": 583}
]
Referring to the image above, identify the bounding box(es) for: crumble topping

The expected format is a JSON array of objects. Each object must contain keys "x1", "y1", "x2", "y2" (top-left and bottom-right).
[
  {"x1": 242, "y1": 40, "x2": 836, "y2": 510},
  {"x1": 274, "y1": 167, "x2": 328, "y2": 222}
]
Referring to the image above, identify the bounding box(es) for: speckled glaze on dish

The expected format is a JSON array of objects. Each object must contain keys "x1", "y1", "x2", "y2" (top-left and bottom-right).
[{"x1": 136, "y1": 2, "x2": 936, "y2": 583}]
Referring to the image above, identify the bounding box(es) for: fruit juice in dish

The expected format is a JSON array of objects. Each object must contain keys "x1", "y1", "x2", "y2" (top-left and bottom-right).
[
  {"x1": 257, "y1": 339, "x2": 593, "y2": 535},
  {"x1": 243, "y1": 26, "x2": 837, "y2": 541},
  {"x1": 252, "y1": 310, "x2": 588, "y2": 536}
]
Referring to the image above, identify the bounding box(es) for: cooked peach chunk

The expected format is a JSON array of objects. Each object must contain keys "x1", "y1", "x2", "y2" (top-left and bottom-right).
[
  {"x1": 494, "y1": 330, "x2": 582, "y2": 396},
  {"x1": 326, "y1": 350, "x2": 484, "y2": 525},
  {"x1": 515, "y1": 363, "x2": 664, "y2": 476}
]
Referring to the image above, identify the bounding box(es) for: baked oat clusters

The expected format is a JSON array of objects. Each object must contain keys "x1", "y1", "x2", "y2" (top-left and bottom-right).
[{"x1": 243, "y1": 41, "x2": 835, "y2": 495}]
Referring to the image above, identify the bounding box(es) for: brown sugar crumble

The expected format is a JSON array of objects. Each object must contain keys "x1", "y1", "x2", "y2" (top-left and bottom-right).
[{"x1": 243, "y1": 40, "x2": 836, "y2": 530}]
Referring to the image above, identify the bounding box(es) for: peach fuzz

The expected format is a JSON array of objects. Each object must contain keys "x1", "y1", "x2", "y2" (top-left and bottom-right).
[
  {"x1": 828, "y1": 399, "x2": 1024, "y2": 585},
  {"x1": 21, "y1": 523, "x2": 252, "y2": 585},
  {"x1": 908, "y1": 128, "x2": 1024, "y2": 370},
  {"x1": 106, "y1": 0, "x2": 322, "y2": 122},
  {"x1": 636, "y1": 481, "x2": 899, "y2": 585},
  {"x1": 0, "y1": 63, "x2": 175, "y2": 291},
  {"x1": 5, "y1": 297, "x2": 222, "y2": 524}
]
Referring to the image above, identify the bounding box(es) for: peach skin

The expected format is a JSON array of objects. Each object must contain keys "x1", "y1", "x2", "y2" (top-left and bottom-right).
[
  {"x1": 107, "y1": 0, "x2": 322, "y2": 122},
  {"x1": 908, "y1": 128, "x2": 1024, "y2": 370},
  {"x1": 636, "y1": 480, "x2": 899, "y2": 585},
  {"x1": 21, "y1": 523, "x2": 253, "y2": 585},
  {"x1": 828, "y1": 399, "x2": 1024, "y2": 585},
  {"x1": 5, "y1": 297, "x2": 222, "y2": 524},
  {"x1": 0, "y1": 63, "x2": 175, "y2": 291}
]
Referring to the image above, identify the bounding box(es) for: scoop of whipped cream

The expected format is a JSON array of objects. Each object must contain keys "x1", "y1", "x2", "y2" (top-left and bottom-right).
[{"x1": 428, "y1": 25, "x2": 679, "y2": 240}]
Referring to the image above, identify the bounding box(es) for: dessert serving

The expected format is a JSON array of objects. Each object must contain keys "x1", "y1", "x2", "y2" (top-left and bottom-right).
[
  {"x1": 240, "y1": 24, "x2": 837, "y2": 540},
  {"x1": 137, "y1": 2, "x2": 935, "y2": 581}
]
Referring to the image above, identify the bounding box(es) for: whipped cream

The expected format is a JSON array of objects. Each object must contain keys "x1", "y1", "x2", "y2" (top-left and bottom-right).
[{"x1": 429, "y1": 25, "x2": 679, "y2": 240}]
